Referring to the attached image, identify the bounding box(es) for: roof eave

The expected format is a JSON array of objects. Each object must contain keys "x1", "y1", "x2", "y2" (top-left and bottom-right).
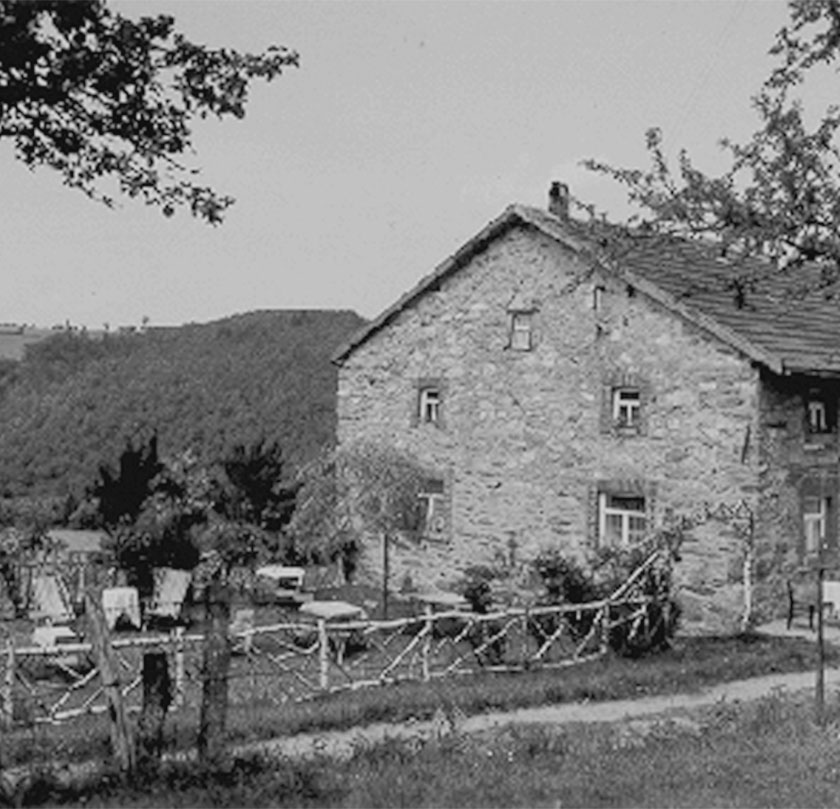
[{"x1": 613, "y1": 265, "x2": 785, "y2": 375}]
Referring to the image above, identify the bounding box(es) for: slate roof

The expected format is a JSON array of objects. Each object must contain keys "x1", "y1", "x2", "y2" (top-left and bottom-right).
[{"x1": 333, "y1": 203, "x2": 840, "y2": 376}]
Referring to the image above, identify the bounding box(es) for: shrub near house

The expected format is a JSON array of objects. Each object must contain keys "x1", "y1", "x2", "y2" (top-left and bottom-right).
[{"x1": 334, "y1": 183, "x2": 840, "y2": 633}]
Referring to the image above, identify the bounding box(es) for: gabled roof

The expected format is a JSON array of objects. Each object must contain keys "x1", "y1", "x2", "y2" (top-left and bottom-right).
[{"x1": 333, "y1": 203, "x2": 840, "y2": 376}]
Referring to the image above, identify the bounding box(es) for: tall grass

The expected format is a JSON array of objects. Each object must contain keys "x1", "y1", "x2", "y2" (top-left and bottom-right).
[{"x1": 13, "y1": 689, "x2": 840, "y2": 807}]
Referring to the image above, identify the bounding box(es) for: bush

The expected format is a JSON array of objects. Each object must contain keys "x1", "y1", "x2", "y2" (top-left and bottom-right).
[
  {"x1": 459, "y1": 566, "x2": 506, "y2": 666},
  {"x1": 531, "y1": 540, "x2": 680, "y2": 658}
]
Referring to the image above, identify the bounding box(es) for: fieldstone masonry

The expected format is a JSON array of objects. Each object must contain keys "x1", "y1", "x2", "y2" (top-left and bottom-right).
[{"x1": 337, "y1": 220, "x2": 832, "y2": 634}]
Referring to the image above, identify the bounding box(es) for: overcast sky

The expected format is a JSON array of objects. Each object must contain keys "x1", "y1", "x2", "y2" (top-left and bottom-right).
[{"x1": 1, "y1": 0, "x2": 797, "y2": 330}]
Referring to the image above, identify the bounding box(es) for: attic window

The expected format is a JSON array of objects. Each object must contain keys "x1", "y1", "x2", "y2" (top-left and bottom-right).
[
  {"x1": 509, "y1": 312, "x2": 533, "y2": 351},
  {"x1": 419, "y1": 387, "x2": 441, "y2": 424},
  {"x1": 806, "y1": 391, "x2": 836, "y2": 435}
]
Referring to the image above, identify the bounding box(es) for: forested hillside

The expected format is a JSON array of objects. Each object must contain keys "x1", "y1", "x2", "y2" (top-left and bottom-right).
[{"x1": 0, "y1": 310, "x2": 365, "y2": 498}]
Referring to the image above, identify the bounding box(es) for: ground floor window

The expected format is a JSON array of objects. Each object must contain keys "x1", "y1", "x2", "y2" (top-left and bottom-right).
[
  {"x1": 598, "y1": 493, "x2": 647, "y2": 546},
  {"x1": 417, "y1": 478, "x2": 446, "y2": 539},
  {"x1": 803, "y1": 495, "x2": 832, "y2": 555}
]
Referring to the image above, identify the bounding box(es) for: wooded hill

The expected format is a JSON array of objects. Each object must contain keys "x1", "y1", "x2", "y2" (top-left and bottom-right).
[{"x1": 0, "y1": 310, "x2": 365, "y2": 499}]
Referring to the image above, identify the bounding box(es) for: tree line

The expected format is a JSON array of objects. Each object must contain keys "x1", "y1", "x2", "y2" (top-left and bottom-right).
[{"x1": 0, "y1": 309, "x2": 365, "y2": 500}]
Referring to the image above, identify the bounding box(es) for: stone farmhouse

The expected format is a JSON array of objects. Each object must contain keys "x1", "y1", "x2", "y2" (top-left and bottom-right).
[{"x1": 333, "y1": 182, "x2": 840, "y2": 633}]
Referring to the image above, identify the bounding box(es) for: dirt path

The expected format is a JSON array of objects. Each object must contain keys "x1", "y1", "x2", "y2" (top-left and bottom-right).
[{"x1": 238, "y1": 663, "x2": 840, "y2": 762}]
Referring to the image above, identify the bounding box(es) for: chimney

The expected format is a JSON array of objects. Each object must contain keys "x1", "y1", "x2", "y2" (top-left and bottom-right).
[{"x1": 548, "y1": 181, "x2": 569, "y2": 219}]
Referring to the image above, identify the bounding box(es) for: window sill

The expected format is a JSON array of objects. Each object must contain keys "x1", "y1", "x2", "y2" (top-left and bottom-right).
[
  {"x1": 421, "y1": 533, "x2": 449, "y2": 544},
  {"x1": 804, "y1": 441, "x2": 835, "y2": 452},
  {"x1": 613, "y1": 425, "x2": 641, "y2": 437}
]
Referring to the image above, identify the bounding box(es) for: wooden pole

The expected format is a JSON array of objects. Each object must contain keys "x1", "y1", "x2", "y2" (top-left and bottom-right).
[
  {"x1": 3, "y1": 639, "x2": 14, "y2": 730},
  {"x1": 600, "y1": 604, "x2": 610, "y2": 656},
  {"x1": 85, "y1": 591, "x2": 135, "y2": 774},
  {"x1": 173, "y1": 627, "x2": 185, "y2": 708},
  {"x1": 137, "y1": 650, "x2": 172, "y2": 772},
  {"x1": 817, "y1": 557, "x2": 826, "y2": 726},
  {"x1": 318, "y1": 618, "x2": 329, "y2": 690},
  {"x1": 422, "y1": 603, "x2": 433, "y2": 682},
  {"x1": 382, "y1": 532, "x2": 390, "y2": 621},
  {"x1": 198, "y1": 577, "x2": 231, "y2": 765}
]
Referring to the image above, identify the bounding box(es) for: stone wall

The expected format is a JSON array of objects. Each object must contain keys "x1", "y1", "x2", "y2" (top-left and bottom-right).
[
  {"x1": 754, "y1": 370, "x2": 840, "y2": 620},
  {"x1": 337, "y1": 223, "x2": 763, "y2": 632}
]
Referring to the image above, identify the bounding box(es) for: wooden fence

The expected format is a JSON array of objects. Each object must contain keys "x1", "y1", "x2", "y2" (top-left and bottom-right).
[{"x1": 1, "y1": 550, "x2": 671, "y2": 728}]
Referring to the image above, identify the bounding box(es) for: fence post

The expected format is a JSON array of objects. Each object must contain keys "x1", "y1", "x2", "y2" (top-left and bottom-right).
[
  {"x1": 3, "y1": 639, "x2": 14, "y2": 729},
  {"x1": 173, "y1": 627, "x2": 185, "y2": 708},
  {"x1": 600, "y1": 602, "x2": 610, "y2": 655},
  {"x1": 85, "y1": 591, "x2": 136, "y2": 774},
  {"x1": 422, "y1": 604, "x2": 433, "y2": 682},
  {"x1": 318, "y1": 618, "x2": 329, "y2": 690}
]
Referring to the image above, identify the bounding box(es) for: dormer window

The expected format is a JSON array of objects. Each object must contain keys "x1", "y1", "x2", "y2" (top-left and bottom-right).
[
  {"x1": 419, "y1": 387, "x2": 441, "y2": 424},
  {"x1": 509, "y1": 312, "x2": 533, "y2": 351},
  {"x1": 613, "y1": 388, "x2": 641, "y2": 429}
]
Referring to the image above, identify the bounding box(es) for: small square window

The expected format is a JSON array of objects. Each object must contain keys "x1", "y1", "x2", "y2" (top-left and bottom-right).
[
  {"x1": 419, "y1": 387, "x2": 441, "y2": 424},
  {"x1": 806, "y1": 392, "x2": 836, "y2": 435},
  {"x1": 598, "y1": 493, "x2": 647, "y2": 546},
  {"x1": 509, "y1": 312, "x2": 533, "y2": 351},
  {"x1": 613, "y1": 388, "x2": 641, "y2": 429},
  {"x1": 418, "y1": 478, "x2": 446, "y2": 538}
]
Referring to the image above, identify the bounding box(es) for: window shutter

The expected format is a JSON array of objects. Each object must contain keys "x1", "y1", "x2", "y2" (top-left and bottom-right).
[
  {"x1": 644, "y1": 481, "x2": 658, "y2": 537},
  {"x1": 410, "y1": 382, "x2": 420, "y2": 428},
  {"x1": 587, "y1": 483, "x2": 600, "y2": 547},
  {"x1": 638, "y1": 379, "x2": 651, "y2": 436},
  {"x1": 827, "y1": 496, "x2": 837, "y2": 551},
  {"x1": 599, "y1": 385, "x2": 613, "y2": 435},
  {"x1": 443, "y1": 468, "x2": 453, "y2": 542}
]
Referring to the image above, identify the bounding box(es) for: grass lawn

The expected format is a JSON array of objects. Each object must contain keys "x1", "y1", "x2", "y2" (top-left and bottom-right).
[{"x1": 15, "y1": 688, "x2": 840, "y2": 807}]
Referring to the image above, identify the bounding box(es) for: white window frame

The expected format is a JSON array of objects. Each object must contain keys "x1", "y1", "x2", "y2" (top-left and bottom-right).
[
  {"x1": 418, "y1": 387, "x2": 441, "y2": 424},
  {"x1": 598, "y1": 493, "x2": 647, "y2": 546},
  {"x1": 613, "y1": 388, "x2": 641, "y2": 428},
  {"x1": 418, "y1": 480, "x2": 446, "y2": 537},
  {"x1": 803, "y1": 496, "x2": 828, "y2": 554},
  {"x1": 509, "y1": 312, "x2": 533, "y2": 351}
]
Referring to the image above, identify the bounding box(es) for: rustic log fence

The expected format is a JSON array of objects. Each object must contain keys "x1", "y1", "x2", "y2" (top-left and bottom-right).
[{"x1": 0, "y1": 550, "x2": 670, "y2": 729}]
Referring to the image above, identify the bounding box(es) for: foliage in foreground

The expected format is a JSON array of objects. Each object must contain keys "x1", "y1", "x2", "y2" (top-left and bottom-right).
[
  {"x1": 0, "y1": 0, "x2": 298, "y2": 224},
  {"x1": 586, "y1": 1, "x2": 840, "y2": 304},
  {"x1": 11, "y1": 688, "x2": 840, "y2": 807}
]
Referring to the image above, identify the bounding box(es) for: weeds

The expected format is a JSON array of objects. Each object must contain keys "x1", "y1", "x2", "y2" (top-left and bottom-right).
[{"x1": 10, "y1": 689, "x2": 840, "y2": 806}]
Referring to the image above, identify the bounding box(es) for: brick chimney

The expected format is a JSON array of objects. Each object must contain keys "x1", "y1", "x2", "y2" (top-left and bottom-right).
[{"x1": 548, "y1": 181, "x2": 570, "y2": 219}]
